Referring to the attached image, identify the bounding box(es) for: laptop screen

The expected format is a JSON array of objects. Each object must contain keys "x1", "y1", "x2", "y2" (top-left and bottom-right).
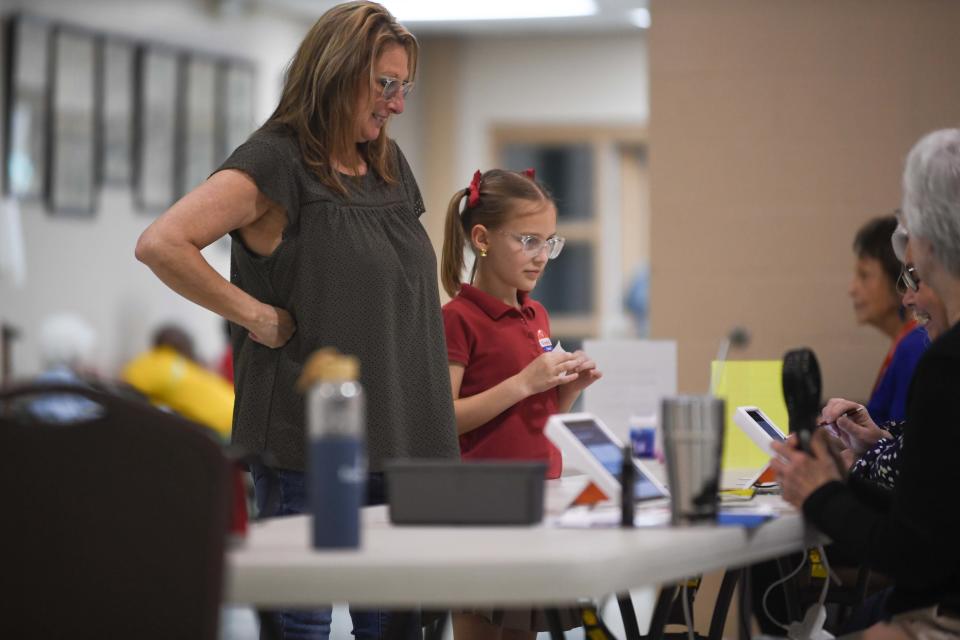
[{"x1": 564, "y1": 418, "x2": 666, "y2": 501}]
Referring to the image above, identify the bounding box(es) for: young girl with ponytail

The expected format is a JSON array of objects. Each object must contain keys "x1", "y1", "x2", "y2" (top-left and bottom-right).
[{"x1": 441, "y1": 167, "x2": 601, "y2": 637}]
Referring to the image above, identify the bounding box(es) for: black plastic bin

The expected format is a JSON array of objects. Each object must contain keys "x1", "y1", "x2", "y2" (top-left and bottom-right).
[{"x1": 385, "y1": 459, "x2": 547, "y2": 526}]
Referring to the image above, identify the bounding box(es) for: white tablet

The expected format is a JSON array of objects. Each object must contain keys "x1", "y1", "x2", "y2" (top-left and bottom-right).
[
  {"x1": 733, "y1": 406, "x2": 787, "y2": 458},
  {"x1": 545, "y1": 412, "x2": 669, "y2": 504}
]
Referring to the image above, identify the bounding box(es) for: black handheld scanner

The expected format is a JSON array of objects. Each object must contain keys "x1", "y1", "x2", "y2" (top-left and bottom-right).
[{"x1": 781, "y1": 348, "x2": 822, "y2": 453}]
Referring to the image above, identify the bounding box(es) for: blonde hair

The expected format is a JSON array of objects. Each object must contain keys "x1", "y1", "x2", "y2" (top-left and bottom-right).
[
  {"x1": 440, "y1": 169, "x2": 552, "y2": 298},
  {"x1": 266, "y1": 1, "x2": 418, "y2": 195}
]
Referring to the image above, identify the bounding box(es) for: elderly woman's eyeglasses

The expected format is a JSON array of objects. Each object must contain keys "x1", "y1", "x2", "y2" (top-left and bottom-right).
[
  {"x1": 497, "y1": 231, "x2": 565, "y2": 259},
  {"x1": 377, "y1": 76, "x2": 414, "y2": 100},
  {"x1": 897, "y1": 264, "x2": 921, "y2": 294}
]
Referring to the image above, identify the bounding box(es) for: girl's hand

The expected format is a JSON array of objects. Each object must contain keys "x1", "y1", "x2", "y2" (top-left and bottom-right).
[
  {"x1": 819, "y1": 398, "x2": 889, "y2": 456},
  {"x1": 248, "y1": 305, "x2": 296, "y2": 348},
  {"x1": 517, "y1": 351, "x2": 581, "y2": 395},
  {"x1": 770, "y1": 429, "x2": 844, "y2": 508},
  {"x1": 560, "y1": 350, "x2": 603, "y2": 393}
]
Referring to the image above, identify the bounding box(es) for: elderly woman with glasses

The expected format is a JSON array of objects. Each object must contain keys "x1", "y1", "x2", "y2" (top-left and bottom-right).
[
  {"x1": 135, "y1": 2, "x2": 459, "y2": 638},
  {"x1": 816, "y1": 220, "x2": 948, "y2": 492},
  {"x1": 772, "y1": 129, "x2": 960, "y2": 639}
]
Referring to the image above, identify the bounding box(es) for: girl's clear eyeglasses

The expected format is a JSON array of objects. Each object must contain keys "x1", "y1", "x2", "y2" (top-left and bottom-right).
[{"x1": 498, "y1": 231, "x2": 565, "y2": 259}]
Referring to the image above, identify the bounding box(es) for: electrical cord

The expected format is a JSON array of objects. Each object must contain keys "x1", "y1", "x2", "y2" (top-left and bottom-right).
[
  {"x1": 783, "y1": 546, "x2": 835, "y2": 640},
  {"x1": 762, "y1": 550, "x2": 809, "y2": 631},
  {"x1": 681, "y1": 581, "x2": 695, "y2": 640},
  {"x1": 816, "y1": 545, "x2": 832, "y2": 606}
]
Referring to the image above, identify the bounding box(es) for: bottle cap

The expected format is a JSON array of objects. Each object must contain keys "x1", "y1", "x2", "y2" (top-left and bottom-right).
[{"x1": 297, "y1": 348, "x2": 360, "y2": 391}]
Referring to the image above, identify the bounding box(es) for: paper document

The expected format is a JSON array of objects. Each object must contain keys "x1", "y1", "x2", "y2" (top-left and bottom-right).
[
  {"x1": 553, "y1": 504, "x2": 777, "y2": 529},
  {"x1": 552, "y1": 505, "x2": 671, "y2": 529}
]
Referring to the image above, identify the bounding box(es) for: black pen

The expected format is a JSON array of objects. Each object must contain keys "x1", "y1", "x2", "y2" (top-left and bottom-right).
[
  {"x1": 821, "y1": 406, "x2": 864, "y2": 436},
  {"x1": 620, "y1": 444, "x2": 636, "y2": 528}
]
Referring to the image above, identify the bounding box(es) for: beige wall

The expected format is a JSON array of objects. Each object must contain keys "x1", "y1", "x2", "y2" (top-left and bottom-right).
[
  {"x1": 403, "y1": 33, "x2": 650, "y2": 304},
  {"x1": 648, "y1": 0, "x2": 960, "y2": 398}
]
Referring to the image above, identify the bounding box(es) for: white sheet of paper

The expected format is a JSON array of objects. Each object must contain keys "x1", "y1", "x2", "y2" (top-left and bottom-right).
[
  {"x1": 582, "y1": 339, "x2": 678, "y2": 445},
  {"x1": 551, "y1": 505, "x2": 671, "y2": 529}
]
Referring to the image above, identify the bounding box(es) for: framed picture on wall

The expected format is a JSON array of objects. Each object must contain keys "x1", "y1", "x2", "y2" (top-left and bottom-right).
[
  {"x1": 100, "y1": 37, "x2": 134, "y2": 186},
  {"x1": 181, "y1": 55, "x2": 218, "y2": 193},
  {"x1": 218, "y1": 61, "x2": 255, "y2": 161},
  {"x1": 49, "y1": 26, "x2": 99, "y2": 216},
  {"x1": 134, "y1": 45, "x2": 180, "y2": 213},
  {"x1": 3, "y1": 15, "x2": 51, "y2": 201}
]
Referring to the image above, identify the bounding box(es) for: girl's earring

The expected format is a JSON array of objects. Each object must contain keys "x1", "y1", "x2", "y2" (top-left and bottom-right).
[{"x1": 479, "y1": 248, "x2": 488, "y2": 258}]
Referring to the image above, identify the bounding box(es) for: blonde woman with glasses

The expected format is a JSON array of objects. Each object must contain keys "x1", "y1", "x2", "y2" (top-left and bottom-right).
[{"x1": 136, "y1": 3, "x2": 459, "y2": 638}]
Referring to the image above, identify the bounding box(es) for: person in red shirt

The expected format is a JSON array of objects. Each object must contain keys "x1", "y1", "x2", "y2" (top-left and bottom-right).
[{"x1": 440, "y1": 168, "x2": 602, "y2": 639}]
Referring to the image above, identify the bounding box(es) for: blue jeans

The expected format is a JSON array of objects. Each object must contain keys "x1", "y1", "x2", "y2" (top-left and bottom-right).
[{"x1": 250, "y1": 465, "x2": 419, "y2": 640}]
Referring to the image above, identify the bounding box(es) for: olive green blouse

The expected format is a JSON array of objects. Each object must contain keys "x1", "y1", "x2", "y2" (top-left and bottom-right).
[{"x1": 219, "y1": 124, "x2": 460, "y2": 472}]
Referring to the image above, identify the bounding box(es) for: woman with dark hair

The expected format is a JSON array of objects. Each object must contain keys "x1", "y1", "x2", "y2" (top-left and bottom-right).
[
  {"x1": 135, "y1": 2, "x2": 459, "y2": 637},
  {"x1": 849, "y1": 215, "x2": 928, "y2": 423}
]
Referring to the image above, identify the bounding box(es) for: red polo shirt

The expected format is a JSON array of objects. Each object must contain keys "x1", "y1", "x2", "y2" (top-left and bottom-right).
[{"x1": 442, "y1": 284, "x2": 562, "y2": 478}]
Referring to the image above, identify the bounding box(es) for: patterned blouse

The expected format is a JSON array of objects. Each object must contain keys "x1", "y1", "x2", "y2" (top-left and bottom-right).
[{"x1": 849, "y1": 421, "x2": 905, "y2": 490}]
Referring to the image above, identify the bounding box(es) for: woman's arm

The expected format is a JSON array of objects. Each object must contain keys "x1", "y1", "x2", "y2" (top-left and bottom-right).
[
  {"x1": 848, "y1": 432, "x2": 902, "y2": 490},
  {"x1": 795, "y1": 349, "x2": 960, "y2": 586},
  {"x1": 135, "y1": 170, "x2": 295, "y2": 348}
]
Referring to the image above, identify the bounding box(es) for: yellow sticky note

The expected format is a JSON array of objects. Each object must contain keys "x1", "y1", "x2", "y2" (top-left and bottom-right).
[{"x1": 711, "y1": 360, "x2": 789, "y2": 470}]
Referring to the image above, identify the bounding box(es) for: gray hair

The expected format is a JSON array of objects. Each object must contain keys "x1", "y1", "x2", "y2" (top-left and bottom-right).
[
  {"x1": 901, "y1": 128, "x2": 960, "y2": 277},
  {"x1": 891, "y1": 210, "x2": 908, "y2": 263},
  {"x1": 39, "y1": 313, "x2": 96, "y2": 368}
]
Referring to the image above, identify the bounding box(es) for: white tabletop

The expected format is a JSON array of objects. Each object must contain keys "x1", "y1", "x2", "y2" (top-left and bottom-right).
[{"x1": 226, "y1": 478, "x2": 820, "y2": 608}]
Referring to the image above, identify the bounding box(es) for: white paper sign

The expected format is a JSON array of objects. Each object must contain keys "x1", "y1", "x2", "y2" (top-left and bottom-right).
[{"x1": 582, "y1": 339, "x2": 678, "y2": 444}]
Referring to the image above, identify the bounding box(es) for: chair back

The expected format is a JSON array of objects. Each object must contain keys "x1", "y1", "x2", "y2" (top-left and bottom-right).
[{"x1": 0, "y1": 384, "x2": 232, "y2": 639}]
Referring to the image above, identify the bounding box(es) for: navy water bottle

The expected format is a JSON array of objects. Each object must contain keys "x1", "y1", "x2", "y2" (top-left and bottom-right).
[{"x1": 303, "y1": 348, "x2": 366, "y2": 549}]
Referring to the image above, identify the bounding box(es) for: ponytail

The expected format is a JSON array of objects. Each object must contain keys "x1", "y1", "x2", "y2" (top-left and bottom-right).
[{"x1": 441, "y1": 189, "x2": 469, "y2": 298}]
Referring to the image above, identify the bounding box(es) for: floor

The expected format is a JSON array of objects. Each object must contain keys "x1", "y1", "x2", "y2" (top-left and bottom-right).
[{"x1": 220, "y1": 589, "x2": 657, "y2": 640}]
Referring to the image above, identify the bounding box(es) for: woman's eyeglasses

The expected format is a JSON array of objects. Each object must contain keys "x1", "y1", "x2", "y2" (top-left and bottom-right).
[
  {"x1": 498, "y1": 231, "x2": 565, "y2": 259},
  {"x1": 897, "y1": 264, "x2": 921, "y2": 294},
  {"x1": 377, "y1": 76, "x2": 414, "y2": 101}
]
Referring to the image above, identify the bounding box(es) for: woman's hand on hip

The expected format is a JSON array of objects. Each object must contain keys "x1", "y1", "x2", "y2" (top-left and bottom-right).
[{"x1": 248, "y1": 305, "x2": 296, "y2": 348}]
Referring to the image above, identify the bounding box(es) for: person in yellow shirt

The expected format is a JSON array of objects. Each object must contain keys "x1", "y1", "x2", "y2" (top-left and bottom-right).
[{"x1": 122, "y1": 325, "x2": 234, "y2": 440}]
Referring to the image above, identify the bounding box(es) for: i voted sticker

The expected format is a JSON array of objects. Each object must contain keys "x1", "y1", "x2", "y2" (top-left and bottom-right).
[{"x1": 537, "y1": 329, "x2": 553, "y2": 352}]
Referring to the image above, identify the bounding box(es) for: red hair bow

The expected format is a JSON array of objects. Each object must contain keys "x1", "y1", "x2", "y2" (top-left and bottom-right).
[
  {"x1": 523, "y1": 167, "x2": 536, "y2": 180},
  {"x1": 467, "y1": 170, "x2": 482, "y2": 208}
]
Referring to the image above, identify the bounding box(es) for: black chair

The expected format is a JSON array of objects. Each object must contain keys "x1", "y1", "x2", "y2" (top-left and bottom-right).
[{"x1": 0, "y1": 384, "x2": 233, "y2": 639}]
